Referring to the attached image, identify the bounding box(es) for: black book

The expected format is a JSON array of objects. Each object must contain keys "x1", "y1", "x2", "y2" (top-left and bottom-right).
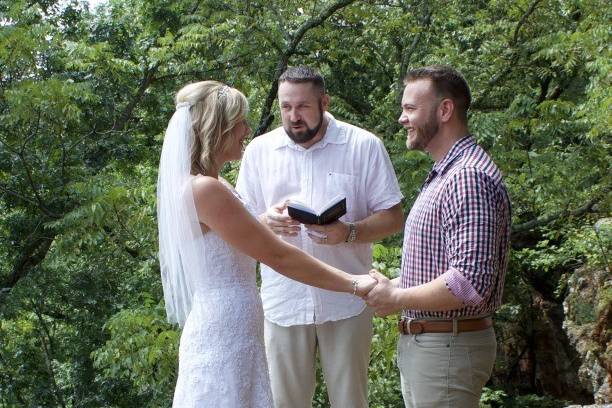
[{"x1": 287, "y1": 196, "x2": 347, "y2": 225}]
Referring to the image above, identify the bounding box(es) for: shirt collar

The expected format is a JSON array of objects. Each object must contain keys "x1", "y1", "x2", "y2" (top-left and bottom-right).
[
  {"x1": 432, "y1": 135, "x2": 475, "y2": 175},
  {"x1": 272, "y1": 112, "x2": 348, "y2": 151}
]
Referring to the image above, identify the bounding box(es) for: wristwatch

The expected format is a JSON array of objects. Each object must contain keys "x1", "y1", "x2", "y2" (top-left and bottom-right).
[{"x1": 345, "y1": 222, "x2": 357, "y2": 243}]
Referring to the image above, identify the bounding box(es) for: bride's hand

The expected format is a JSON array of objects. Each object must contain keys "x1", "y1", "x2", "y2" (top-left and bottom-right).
[{"x1": 353, "y1": 274, "x2": 377, "y2": 298}]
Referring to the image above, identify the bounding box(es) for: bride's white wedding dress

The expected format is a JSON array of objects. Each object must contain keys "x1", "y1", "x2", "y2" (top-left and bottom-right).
[{"x1": 172, "y1": 190, "x2": 273, "y2": 407}]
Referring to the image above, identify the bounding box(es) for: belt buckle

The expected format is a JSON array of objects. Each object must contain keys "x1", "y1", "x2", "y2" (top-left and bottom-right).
[
  {"x1": 406, "y1": 318, "x2": 414, "y2": 335},
  {"x1": 398, "y1": 317, "x2": 411, "y2": 335},
  {"x1": 399, "y1": 317, "x2": 424, "y2": 335},
  {"x1": 407, "y1": 319, "x2": 424, "y2": 335}
]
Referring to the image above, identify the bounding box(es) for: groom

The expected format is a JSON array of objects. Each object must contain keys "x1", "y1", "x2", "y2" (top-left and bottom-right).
[
  {"x1": 366, "y1": 65, "x2": 511, "y2": 407},
  {"x1": 237, "y1": 66, "x2": 403, "y2": 407}
]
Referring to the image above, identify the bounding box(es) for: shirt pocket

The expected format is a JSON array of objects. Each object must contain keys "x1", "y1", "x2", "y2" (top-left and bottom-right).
[{"x1": 325, "y1": 172, "x2": 358, "y2": 220}]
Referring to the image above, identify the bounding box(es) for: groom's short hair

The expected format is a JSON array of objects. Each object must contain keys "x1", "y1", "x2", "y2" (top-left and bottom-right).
[{"x1": 404, "y1": 65, "x2": 471, "y2": 123}]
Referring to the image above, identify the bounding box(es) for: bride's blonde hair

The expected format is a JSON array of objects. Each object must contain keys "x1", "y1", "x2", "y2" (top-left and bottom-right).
[{"x1": 176, "y1": 81, "x2": 249, "y2": 176}]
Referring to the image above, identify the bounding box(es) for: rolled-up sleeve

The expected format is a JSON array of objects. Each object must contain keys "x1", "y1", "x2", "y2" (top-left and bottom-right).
[
  {"x1": 440, "y1": 168, "x2": 500, "y2": 306},
  {"x1": 236, "y1": 142, "x2": 265, "y2": 214},
  {"x1": 364, "y1": 137, "x2": 403, "y2": 212}
]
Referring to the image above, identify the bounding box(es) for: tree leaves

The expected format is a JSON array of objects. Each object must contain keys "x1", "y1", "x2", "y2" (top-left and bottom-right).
[{"x1": 0, "y1": 0, "x2": 609, "y2": 405}]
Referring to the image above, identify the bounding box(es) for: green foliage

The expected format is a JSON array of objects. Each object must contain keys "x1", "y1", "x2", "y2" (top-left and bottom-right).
[
  {"x1": 513, "y1": 218, "x2": 611, "y2": 303},
  {"x1": 1, "y1": 0, "x2": 610, "y2": 405},
  {"x1": 480, "y1": 387, "x2": 569, "y2": 408},
  {"x1": 92, "y1": 301, "x2": 178, "y2": 407},
  {"x1": 367, "y1": 316, "x2": 404, "y2": 408},
  {"x1": 372, "y1": 243, "x2": 402, "y2": 279}
]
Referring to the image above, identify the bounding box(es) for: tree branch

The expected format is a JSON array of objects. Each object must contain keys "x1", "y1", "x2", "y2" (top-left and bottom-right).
[
  {"x1": 0, "y1": 112, "x2": 60, "y2": 218},
  {"x1": 2, "y1": 234, "x2": 56, "y2": 292},
  {"x1": 511, "y1": 0, "x2": 543, "y2": 47},
  {"x1": 0, "y1": 183, "x2": 42, "y2": 208},
  {"x1": 112, "y1": 65, "x2": 159, "y2": 133},
  {"x1": 288, "y1": 0, "x2": 355, "y2": 51},
  {"x1": 30, "y1": 299, "x2": 66, "y2": 408},
  {"x1": 16, "y1": 151, "x2": 60, "y2": 219},
  {"x1": 511, "y1": 190, "x2": 609, "y2": 236},
  {"x1": 473, "y1": 0, "x2": 543, "y2": 107}
]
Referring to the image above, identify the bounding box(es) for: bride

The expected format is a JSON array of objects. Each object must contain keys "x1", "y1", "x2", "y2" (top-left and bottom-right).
[{"x1": 157, "y1": 80, "x2": 375, "y2": 407}]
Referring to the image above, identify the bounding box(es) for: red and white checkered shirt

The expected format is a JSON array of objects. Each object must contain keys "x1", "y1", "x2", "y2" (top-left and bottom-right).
[{"x1": 400, "y1": 136, "x2": 511, "y2": 319}]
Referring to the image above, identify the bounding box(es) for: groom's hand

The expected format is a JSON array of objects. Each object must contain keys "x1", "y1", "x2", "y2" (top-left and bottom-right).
[
  {"x1": 365, "y1": 270, "x2": 403, "y2": 317},
  {"x1": 261, "y1": 201, "x2": 301, "y2": 237}
]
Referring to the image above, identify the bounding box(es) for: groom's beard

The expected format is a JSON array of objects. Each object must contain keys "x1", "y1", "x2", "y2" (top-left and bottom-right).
[{"x1": 406, "y1": 105, "x2": 439, "y2": 151}]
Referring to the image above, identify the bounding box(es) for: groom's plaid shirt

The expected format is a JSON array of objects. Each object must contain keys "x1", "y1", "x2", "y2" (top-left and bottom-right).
[{"x1": 400, "y1": 136, "x2": 511, "y2": 319}]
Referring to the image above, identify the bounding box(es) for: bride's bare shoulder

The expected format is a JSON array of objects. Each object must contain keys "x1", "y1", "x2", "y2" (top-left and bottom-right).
[
  {"x1": 192, "y1": 174, "x2": 220, "y2": 189},
  {"x1": 191, "y1": 175, "x2": 235, "y2": 206},
  {"x1": 191, "y1": 175, "x2": 249, "y2": 233}
]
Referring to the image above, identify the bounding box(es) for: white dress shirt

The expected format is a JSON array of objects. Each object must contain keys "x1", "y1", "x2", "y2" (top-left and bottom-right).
[{"x1": 236, "y1": 113, "x2": 403, "y2": 326}]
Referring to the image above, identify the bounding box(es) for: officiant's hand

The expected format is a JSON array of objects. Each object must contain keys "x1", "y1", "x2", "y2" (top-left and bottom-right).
[
  {"x1": 305, "y1": 221, "x2": 349, "y2": 245},
  {"x1": 261, "y1": 201, "x2": 301, "y2": 237}
]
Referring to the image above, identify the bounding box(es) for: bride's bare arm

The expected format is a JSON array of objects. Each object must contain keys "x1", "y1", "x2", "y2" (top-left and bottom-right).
[{"x1": 192, "y1": 176, "x2": 374, "y2": 296}]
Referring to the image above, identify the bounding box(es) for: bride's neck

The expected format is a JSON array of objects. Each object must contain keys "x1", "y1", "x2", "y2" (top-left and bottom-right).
[
  {"x1": 192, "y1": 158, "x2": 225, "y2": 179},
  {"x1": 208, "y1": 158, "x2": 226, "y2": 179}
]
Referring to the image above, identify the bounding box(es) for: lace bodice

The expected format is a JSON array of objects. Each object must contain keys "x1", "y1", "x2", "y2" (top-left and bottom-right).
[
  {"x1": 190, "y1": 227, "x2": 257, "y2": 291},
  {"x1": 187, "y1": 180, "x2": 257, "y2": 292}
]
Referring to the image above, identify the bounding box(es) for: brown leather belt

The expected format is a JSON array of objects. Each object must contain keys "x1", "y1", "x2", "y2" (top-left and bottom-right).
[{"x1": 398, "y1": 316, "x2": 492, "y2": 335}]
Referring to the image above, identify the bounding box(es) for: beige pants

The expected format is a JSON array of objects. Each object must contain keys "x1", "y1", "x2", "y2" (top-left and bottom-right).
[
  {"x1": 397, "y1": 326, "x2": 497, "y2": 408},
  {"x1": 264, "y1": 308, "x2": 374, "y2": 408}
]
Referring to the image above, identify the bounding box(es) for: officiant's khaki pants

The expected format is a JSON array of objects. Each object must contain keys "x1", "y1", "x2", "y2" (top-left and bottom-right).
[
  {"x1": 264, "y1": 308, "x2": 373, "y2": 408},
  {"x1": 397, "y1": 326, "x2": 497, "y2": 408}
]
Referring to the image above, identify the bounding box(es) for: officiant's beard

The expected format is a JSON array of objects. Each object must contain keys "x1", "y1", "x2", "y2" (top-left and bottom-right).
[{"x1": 284, "y1": 105, "x2": 324, "y2": 144}]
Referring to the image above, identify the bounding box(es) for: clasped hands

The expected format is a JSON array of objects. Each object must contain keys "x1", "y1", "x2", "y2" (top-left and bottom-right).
[
  {"x1": 263, "y1": 201, "x2": 401, "y2": 317},
  {"x1": 353, "y1": 271, "x2": 402, "y2": 317}
]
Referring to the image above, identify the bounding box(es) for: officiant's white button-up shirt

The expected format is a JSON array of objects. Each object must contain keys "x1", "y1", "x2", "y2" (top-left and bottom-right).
[{"x1": 236, "y1": 113, "x2": 403, "y2": 326}]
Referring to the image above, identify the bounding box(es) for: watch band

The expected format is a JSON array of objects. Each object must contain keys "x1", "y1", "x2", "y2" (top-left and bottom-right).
[{"x1": 345, "y1": 222, "x2": 357, "y2": 243}]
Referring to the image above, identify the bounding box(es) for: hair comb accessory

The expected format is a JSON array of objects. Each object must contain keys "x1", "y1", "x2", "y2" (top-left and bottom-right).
[
  {"x1": 176, "y1": 102, "x2": 191, "y2": 110},
  {"x1": 217, "y1": 85, "x2": 230, "y2": 99}
]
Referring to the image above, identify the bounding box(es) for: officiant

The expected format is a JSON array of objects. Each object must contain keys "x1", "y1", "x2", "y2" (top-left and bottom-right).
[{"x1": 236, "y1": 66, "x2": 403, "y2": 408}]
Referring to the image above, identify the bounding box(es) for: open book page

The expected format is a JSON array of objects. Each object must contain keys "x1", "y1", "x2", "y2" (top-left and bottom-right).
[
  {"x1": 285, "y1": 199, "x2": 314, "y2": 214},
  {"x1": 287, "y1": 195, "x2": 346, "y2": 225},
  {"x1": 317, "y1": 195, "x2": 345, "y2": 215},
  {"x1": 287, "y1": 195, "x2": 344, "y2": 216}
]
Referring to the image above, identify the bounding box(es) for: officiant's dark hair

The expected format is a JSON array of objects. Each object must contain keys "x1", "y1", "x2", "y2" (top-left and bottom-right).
[
  {"x1": 279, "y1": 66, "x2": 326, "y2": 95},
  {"x1": 404, "y1": 65, "x2": 471, "y2": 123}
]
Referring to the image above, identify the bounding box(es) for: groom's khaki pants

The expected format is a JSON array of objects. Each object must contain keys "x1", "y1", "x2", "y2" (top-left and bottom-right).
[
  {"x1": 264, "y1": 308, "x2": 373, "y2": 408},
  {"x1": 397, "y1": 326, "x2": 497, "y2": 408}
]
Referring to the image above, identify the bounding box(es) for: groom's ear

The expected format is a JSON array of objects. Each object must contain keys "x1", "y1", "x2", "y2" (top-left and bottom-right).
[{"x1": 438, "y1": 98, "x2": 454, "y2": 123}]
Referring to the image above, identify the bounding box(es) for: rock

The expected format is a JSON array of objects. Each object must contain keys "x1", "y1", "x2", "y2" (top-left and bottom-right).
[
  {"x1": 563, "y1": 265, "x2": 611, "y2": 404},
  {"x1": 564, "y1": 405, "x2": 612, "y2": 408}
]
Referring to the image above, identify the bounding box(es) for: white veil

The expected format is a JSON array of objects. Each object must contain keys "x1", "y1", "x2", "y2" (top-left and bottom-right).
[{"x1": 157, "y1": 102, "x2": 203, "y2": 327}]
